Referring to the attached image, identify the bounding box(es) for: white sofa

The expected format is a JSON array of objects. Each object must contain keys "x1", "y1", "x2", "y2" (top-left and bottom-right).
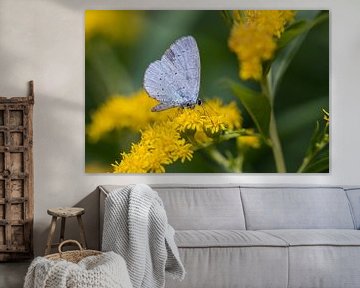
[{"x1": 99, "y1": 185, "x2": 360, "y2": 288}]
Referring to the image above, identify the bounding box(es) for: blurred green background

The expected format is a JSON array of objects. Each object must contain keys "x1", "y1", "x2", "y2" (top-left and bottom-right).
[{"x1": 85, "y1": 10, "x2": 329, "y2": 173}]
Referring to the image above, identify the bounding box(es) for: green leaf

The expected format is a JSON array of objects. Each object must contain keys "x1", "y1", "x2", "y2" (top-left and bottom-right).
[
  {"x1": 220, "y1": 10, "x2": 234, "y2": 27},
  {"x1": 225, "y1": 80, "x2": 271, "y2": 138},
  {"x1": 271, "y1": 11, "x2": 329, "y2": 95},
  {"x1": 302, "y1": 153, "x2": 329, "y2": 173},
  {"x1": 270, "y1": 34, "x2": 307, "y2": 95},
  {"x1": 297, "y1": 117, "x2": 329, "y2": 173},
  {"x1": 308, "y1": 121, "x2": 321, "y2": 153},
  {"x1": 277, "y1": 21, "x2": 309, "y2": 49},
  {"x1": 278, "y1": 12, "x2": 329, "y2": 49}
]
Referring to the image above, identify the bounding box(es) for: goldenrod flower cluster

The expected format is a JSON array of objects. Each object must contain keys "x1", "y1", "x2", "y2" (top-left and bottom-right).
[
  {"x1": 85, "y1": 10, "x2": 144, "y2": 44},
  {"x1": 87, "y1": 90, "x2": 173, "y2": 142},
  {"x1": 100, "y1": 92, "x2": 243, "y2": 173},
  {"x1": 112, "y1": 121, "x2": 193, "y2": 173},
  {"x1": 229, "y1": 10, "x2": 295, "y2": 80}
]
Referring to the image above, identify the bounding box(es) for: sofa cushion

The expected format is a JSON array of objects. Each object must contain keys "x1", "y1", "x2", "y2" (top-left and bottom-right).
[
  {"x1": 154, "y1": 186, "x2": 246, "y2": 230},
  {"x1": 100, "y1": 185, "x2": 246, "y2": 230},
  {"x1": 261, "y1": 230, "x2": 360, "y2": 288},
  {"x1": 175, "y1": 230, "x2": 288, "y2": 248},
  {"x1": 165, "y1": 246, "x2": 288, "y2": 288},
  {"x1": 261, "y1": 229, "x2": 360, "y2": 246},
  {"x1": 240, "y1": 187, "x2": 355, "y2": 230},
  {"x1": 287, "y1": 246, "x2": 360, "y2": 288},
  {"x1": 345, "y1": 188, "x2": 360, "y2": 229}
]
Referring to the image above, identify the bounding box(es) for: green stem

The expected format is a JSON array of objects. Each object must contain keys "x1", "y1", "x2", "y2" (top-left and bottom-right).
[
  {"x1": 269, "y1": 110, "x2": 286, "y2": 172},
  {"x1": 206, "y1": 147, "x2": 232, "y2": 172},
  {"x1": 297, "y1": 138, "x2": 328, "y2": 173},
  {"x1": 235, "y1": 154, "x2": 244, "y2": 173},
  {"x1": 297, "y1": 156, "x2": 311, "y2": 173},
  {"x1": 225, "y1": 151, "x2": 243, "y2": 173},
  {"x1": 191, "y1": 129, "x2": 248, "y2": 151},
  {"x1": 261, "y1": 74, "x2": 287, "y2": 173}
]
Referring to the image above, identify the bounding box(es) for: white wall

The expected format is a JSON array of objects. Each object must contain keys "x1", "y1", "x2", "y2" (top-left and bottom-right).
[{"x1": 0, "y1": 0, "x2": 359, "y2": 256}]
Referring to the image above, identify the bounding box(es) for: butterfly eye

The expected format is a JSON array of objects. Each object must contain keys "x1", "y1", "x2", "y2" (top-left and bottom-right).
[
  {"x1": 186, "y1": 103, "x2": 191, "y2": 107},
  {"x1": 197, "y1": 99, "x2": 202, "y2": 105}
]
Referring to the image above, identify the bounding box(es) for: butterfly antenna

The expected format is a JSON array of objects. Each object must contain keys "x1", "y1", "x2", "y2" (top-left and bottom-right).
[
  {"x1": 193, "y1": 106, "x2": 203, "y2": 118},
  {"x1": 201, "y1": 101, "x2": 215, "y2": 127},
  {"x1": 176, "y1": 107, "x2": 185, "y2": 117},
  {"x1": 167, "y1": 107, "x2": 180, "y2": 121},
  {"x1": 204, "y1": 100, "x2": 218, "y2": 115}
]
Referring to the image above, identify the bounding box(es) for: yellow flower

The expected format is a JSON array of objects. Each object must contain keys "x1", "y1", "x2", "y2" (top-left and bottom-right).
[
  {"x1": 111, "y1": 98, "x2": 242, "y2": 173},
  {"x1": 87, "y1": 90, "x2": 172, "y2": 142},
  {"x1": 175, "y1": 99, "x2": 242, "y2": 134},
  {"x1": 232, "y1": 10, "x2": 243, "y2": 23},
  {"x1": 237, "y1": 129, "x2": 261, "y2": 149},
  {"x1": 229, "y1": 10, "x2": 295, "y2": 80},
  {"x1": 85, "y1": 10, "x2": 144, "y2": 44},
  {"x1": 212, "y1": 99, "x2": 242, "y2": 130},
  {"x1": 113, "y1": 122, "x2": 193, "y2": 173},
  {"x1": 88, "y1": 89, "x2": 242, "y2": 173},
  {"x1": 237, "y1": 135, "x2": 261, "y2": 149},
  {"x1": 243, "y1": 10, "x2": 296, "y2": 38},
  {"x1": 175, "y1": 108, "x2": 206, "y2": 132},
  {"x1": 193, "y1": 130, "x2": 212, "y2": 144}
]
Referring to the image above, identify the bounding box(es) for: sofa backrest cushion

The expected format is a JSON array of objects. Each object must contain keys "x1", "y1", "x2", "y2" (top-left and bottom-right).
[
  {"x1": 153, "y1": 185, "x2": 246, "y2": 230},
  {"x1": 240, "y1": 187, "x2": 355, "y2": 230},
  {"x1": 345, "y1": 188, "x2": 360, "y2": 229}
]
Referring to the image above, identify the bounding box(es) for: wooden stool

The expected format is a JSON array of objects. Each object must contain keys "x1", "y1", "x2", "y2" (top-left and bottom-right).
[{"x1": 45, "y1": 207, "x2": 87, "y2": 255}]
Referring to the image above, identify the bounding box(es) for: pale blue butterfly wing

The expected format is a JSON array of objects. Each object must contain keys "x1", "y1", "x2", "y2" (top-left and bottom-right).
[{"x1": 144, "y1": 36, "x2": 201, "y2": 112}]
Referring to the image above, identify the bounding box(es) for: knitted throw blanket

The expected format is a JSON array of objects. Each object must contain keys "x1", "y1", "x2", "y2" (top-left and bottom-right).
[
  {"x1": 102, "y1": 184, "x2": 185, "y2": 288},
  {"x1": 24, "y1": 251, "x2": 133, "y2": 288}
]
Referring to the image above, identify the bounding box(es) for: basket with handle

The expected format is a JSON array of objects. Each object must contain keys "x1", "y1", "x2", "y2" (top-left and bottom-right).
[{"x1": 45, "y1": 239, "x2": 102, "y2": 263}]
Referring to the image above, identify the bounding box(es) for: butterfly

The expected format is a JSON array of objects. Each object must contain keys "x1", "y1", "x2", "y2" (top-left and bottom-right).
[{"x1": 143, "y1": 35, "x2": 202, "y2": 112}]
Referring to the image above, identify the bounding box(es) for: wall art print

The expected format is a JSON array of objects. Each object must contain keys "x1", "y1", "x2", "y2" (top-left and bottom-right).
[{"x1": 85, "y1": 10, "x2": 329, "y2": 173}]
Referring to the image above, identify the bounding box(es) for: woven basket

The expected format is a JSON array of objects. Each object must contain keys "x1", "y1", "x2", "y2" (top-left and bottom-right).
[{"x1": 45, "y1": 240, "x2": 102, "y2": 263}]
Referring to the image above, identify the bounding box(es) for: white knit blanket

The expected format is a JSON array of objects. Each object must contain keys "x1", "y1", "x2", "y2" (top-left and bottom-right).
[
  {"x1": 102, "y1": 184, "x2": 185, "y2": 288},
  {"x1": 24, "y1": 251, "x2": 133, "y2": 288}
]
